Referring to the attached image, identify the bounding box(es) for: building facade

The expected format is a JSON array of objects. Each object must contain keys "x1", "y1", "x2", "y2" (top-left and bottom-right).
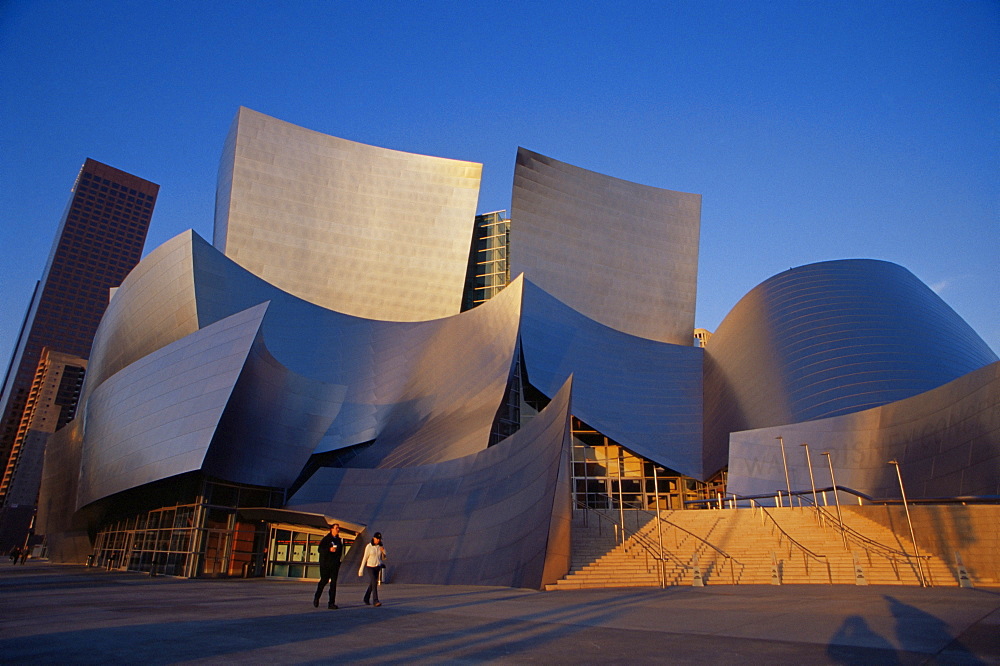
[
  {"x1": 0, "y1": 159, "x2": 156, "y2": 549},
  {"x1": 1, "y1": 349, "x2": 86, "y2": 506},
  {"x1": 34, "y1": 110, "x2": 999, "y2": 587},
  {"x1": 462, "y1": 210, "x2": 511, "y2": 312}
]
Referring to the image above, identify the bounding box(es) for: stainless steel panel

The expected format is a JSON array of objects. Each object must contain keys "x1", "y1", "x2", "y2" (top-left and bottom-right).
[
  {"x1": 76, "y1": 304, "x2": 269, "y2": 507},
  {"x1": 704, "y1": 259, "x2": 999, "y2": 476},
  {"x1": 521, "y1": 279, "x2": 704, "y2": 478},
  {"x1": 215, "y1": 107, "x2": 482, "y2": 322},
  {"x1": 288, "y1": 377, "x2": 573, "y2": 589},
  {"x1": 511, "y1": 148, "x2": 700, "y2": 345},
  {"x1": 727, "y1": 361, "x2": 1000, "y2": 499}
]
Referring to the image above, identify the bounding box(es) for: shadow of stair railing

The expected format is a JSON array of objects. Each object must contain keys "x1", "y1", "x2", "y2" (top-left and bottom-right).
[
  {"x1": 756, "y1": 505, "x2": 833, "y2": 583},
  {"x1": 807, "y1": 503, "x2": 936, "y2": 586},
  {"x1": 574, "y1": 501, "x2": 745, "y2": 586},
  {"x1": 687, "y1": 485, "x2": 984, "y2": 587}
]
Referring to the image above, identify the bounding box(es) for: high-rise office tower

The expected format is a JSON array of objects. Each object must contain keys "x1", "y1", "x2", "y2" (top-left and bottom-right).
[
  {"x1": 0, "y1": 159, "x2": 158, "y2": 482},
  {"x1": 0, "y1": 349, "x2": 86, "y2": 507}
]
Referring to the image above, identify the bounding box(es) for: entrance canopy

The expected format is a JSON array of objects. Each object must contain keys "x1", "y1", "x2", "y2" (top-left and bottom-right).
[{"x1": 237, "y1": 508, "x2": 365, "y2": 535}]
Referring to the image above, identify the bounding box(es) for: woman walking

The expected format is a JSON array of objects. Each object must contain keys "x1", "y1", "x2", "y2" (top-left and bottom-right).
[{"x1": 358, "y1": 532, "x2": 387, "y2": 606}]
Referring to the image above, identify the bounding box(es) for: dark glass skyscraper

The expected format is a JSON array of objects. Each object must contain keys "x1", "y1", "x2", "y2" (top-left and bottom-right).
[{"x1": 0, "y1": 159, "x2": 158, "y2": 491}]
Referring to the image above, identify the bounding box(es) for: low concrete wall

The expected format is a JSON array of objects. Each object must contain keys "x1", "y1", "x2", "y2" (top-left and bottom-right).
[{"x1": 844, "y1": 504, "x2": 1000, "y2": 586}]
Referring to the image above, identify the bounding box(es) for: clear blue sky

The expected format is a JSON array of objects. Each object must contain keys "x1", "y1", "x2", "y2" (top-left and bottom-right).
[{"x1": 1, "y1": 1, "x2": 997, "y2": 368}]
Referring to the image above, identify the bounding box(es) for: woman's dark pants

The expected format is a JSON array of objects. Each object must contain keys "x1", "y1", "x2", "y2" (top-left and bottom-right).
[{"x1": 363, "y1": 565, "x2": 380, "y2": 604}]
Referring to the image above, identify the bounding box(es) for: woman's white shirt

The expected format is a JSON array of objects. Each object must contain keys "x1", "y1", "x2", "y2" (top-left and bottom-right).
[{"x1": 362, "y1": 543, "x2": 385, "y2": 568}]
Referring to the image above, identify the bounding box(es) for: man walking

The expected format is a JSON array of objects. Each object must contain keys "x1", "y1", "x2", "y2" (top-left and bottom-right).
[{"x1": 314, "y1": 523, "x2": 343, "y2": 609}]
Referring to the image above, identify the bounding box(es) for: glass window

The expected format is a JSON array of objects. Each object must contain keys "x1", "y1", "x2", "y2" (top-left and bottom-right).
[
  {"x1": 209, "y1": 484, "x2": 239, "y2": 507},
  {"x1": 273, "y1": 530, "x2": 290, "y2": 561},
  {"x1": 205, "y1": 507, "x2": 231, "y2": 530},
  {"x1": 291, "y1": 533, "x2": 308, "y2": 561}
]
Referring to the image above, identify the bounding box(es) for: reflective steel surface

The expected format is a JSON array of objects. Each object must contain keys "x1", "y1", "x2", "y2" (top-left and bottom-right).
[
  {"x1": 66, "y1": 231, "x2": 522, "y2": 510},
  {"x1": 727, "y1": 361, "x2": 1000, "y2": 498},
  {"x1": 215, "y1": 107, "x2": 482, "y2": 322},
  {"x1": 511, "y1": 148, "x2": 701, "y2": 345},
  {"x1": 34, "y1": 112, "x2": 1000, "y2": 585},
  {"x1": 289, "y1": 378, "x2": 573, "y2": 589},
  {"x1": 521, "y1": 280, "x2": 703, "y2": 478},
  {"x1": 703, "y1": 259, "x2": 998, "y2": 476}
]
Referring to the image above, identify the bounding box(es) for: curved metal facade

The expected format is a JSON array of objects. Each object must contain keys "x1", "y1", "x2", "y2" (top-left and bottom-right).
[
  {"x1": 77, "y1": 304, "x2": 268, "y2": 508},
  {"x1": 727, "y1": 361, "x2": 1000, "y2": 499},
  {"x1": 511, "y1": 148, "x2": 701, "y2": 345},
  {"x1": 520, "y1": 280, "x2": 703, "y2": 477},
  {"x1": 83, "y1": 231, "x2": 201, "y2": 398},
  {"x1": 34, "y1": 110, "x2": 999, "y2": 584},
  {"x1": 289, "y1": 378, "x2": 574, "y2": 589},
  {"x1": 703, "y1": 259, "x2": 998, "y2": 476},
  {"x1": 215, "y1": 107, "x2": 482, "y2": 321},
  {"x1": 66, "y1": 230, "x2": 523, "y2": 511}
]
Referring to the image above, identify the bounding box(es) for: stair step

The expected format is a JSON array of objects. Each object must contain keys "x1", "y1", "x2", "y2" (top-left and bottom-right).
[{"x1": 552, "y1": 507, "x2": 957, "y2": 590}]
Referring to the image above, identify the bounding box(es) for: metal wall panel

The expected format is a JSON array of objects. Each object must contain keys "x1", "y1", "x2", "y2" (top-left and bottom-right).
[
  {"x1": 288, "y1": 378, "x2": 573, "y2": 589},
  {"x1": 727, "y1": 361, "x2": 1000, "y2": 499},
  {"x1": 511, "y1": 148, "x2": 700, "y2": 345},
  {"x1": 521, "y1": 279, "x2": 704, "y2": 478},
  {"x1": 214, "y1": 107, "x2": 482, "y2": 322},
  {"x1": 187, "y1": 232, "x2": 522, "y2": 466},
  {"x1": 70, "y1": 229, "x2": 521, "y2": 508},
  {"x1": 703, "y1": 259, "x2": 999, "y2": 476},
  {"x1": 83, "y1": 231, "x2": 201, "y2": 401},
  {"x1": 76, "y1": 304, "x2": 267, "y2": 508}
]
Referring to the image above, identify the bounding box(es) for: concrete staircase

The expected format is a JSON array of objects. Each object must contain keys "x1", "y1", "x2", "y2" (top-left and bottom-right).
[{"x1": 546, "y1": 507, "x2": 957, "y2": 590}]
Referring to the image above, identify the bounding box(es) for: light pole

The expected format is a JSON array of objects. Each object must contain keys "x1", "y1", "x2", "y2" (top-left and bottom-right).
[
  {"x1": 776, "y1": 436, "x2": 792, "y2": 507},
  {"x1": 888, "y1": 459, "x2": 926, "y2": 587},
  {"x1": 800, "y1": 443, "x2": 819, "y2": 511},
  {"x1": 821, "y1": 451, "x2": 846, "y2": 547}
]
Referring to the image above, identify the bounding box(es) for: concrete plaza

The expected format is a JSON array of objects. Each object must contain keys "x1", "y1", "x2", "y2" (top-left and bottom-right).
[{"x1": 1, "y1": 560, "x2": 998, "y2": 664}]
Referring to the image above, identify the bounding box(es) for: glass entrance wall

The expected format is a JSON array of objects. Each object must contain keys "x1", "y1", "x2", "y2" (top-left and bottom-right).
[
  {"x1": 268, "y1": 526, "x2": 357, "y2": 580},
  {"x1": 571, "y1": 418, "x2": 716, "y2": 511},
  {"x1": 90, "y1": 477, "x2": 283, "y2": 577},
  {"x1": 92, "y1": 501, "x2": 201, "y2": 576}
]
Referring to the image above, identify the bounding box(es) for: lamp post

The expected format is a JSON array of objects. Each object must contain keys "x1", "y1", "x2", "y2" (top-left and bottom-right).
[
  {"x1": 776, "y1": 436, "x2": 792, "y2": 507},
  {"x1": 821, "y1": 451, "x2": 846, "y2": 547},
  {"x1": 888, "y1": 459, "x2": 925, "y2": 587},
  {"x1": 800, "y1": 443, "x2": 819, "y2": 511}
]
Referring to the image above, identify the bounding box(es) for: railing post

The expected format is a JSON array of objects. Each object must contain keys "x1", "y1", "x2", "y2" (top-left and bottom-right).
[
  {"x1": 801, "y1": 443, "x2": 819, "y2": 514},
  {"x1": 653, "y1": 466, "x2": 665, "y2": 589},
  {"x1": 888, "y1": 459, "x2": 926, "y2": 587},
  {"x1": 776, "y1": 435, "x2": 792, "y2": 501},
  {"x1": 616, "y1": 456, "x2": 626, "y2": 548},
  {"x1": 822, "y1": 452, "x2": 847, "y2": 550}
]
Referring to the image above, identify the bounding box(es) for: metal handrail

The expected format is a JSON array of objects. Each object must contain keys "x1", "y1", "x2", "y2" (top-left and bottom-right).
[
  {"x1": 635, "y1": 508, "x2": 744, "y2": 586},
  {"x1": 574, "y1": 502, "x2": 670, "y2": 586},
  {"x1": 685, "y1": 486, "x2": 1000, "y2": 508},
  {"x1": 576, "y1": 500, "x2": 744, "y2": 585},
  {"x1": 809, "y1": 503, "x2": 934, "y2": 586},
  {"x1": 758, "y1": 505, "x2": 833, "y2": 583}
]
